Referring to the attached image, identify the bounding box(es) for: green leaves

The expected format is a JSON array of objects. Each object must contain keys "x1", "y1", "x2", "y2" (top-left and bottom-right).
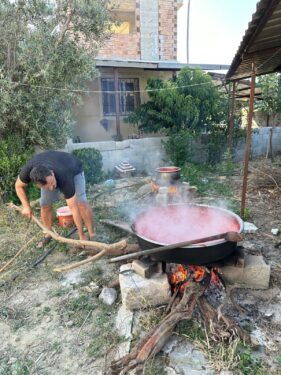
[
  {"x1": 256, "y1": 73, "x2": 281, "y2": 116},
  {"x1": 125, "y1": 67, "x2": 228, "y2": 135},
  {"x1": 72, "y1": 148, "x2": 103, "y2": 185},
  {"x1": 0, "y1": 0, "x2": 111, "y2": 149}
]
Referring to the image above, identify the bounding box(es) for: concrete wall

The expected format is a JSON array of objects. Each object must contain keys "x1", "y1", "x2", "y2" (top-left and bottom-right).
[
  {"x1": 66, "y1": 137, "x2": 169, "y2": 174},
  {"x1": 234, "y1": 126, "x2": 281, "y2": 161},
  {"x1": 66, "y1": 127, "x2": 281, "y2": 174},
  {"x1": 140, "y1": 0, "x2": 159, "y2": 60}
]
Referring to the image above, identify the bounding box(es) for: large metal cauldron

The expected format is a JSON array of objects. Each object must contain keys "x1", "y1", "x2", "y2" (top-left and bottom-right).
[{"x1": 132, "y1": 204, "x2": 243, "y2": 265}]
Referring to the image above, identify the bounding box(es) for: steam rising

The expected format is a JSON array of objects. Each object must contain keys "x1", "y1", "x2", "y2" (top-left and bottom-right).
[{"x1": 133, "y1": 205, "x2": 241, "y2": 245}]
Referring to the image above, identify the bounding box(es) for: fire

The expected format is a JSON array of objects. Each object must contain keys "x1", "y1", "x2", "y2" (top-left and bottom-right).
[
  {"x1": 168, "y1": 265, "x2": 221, "y2": 294},
  {"x1": 168, "y1": 185, "x2": 177, "y2": 194},
  {"x1": 150, "y1": 180, "x2": 159, "y2": 193}
]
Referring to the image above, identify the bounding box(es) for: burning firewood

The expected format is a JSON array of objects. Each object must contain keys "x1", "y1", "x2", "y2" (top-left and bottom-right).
[
  {"x1": 109, "y1": 264, "x2": 252, "y2": 374},
  {"x1": 109, "y1": 282, "x2": 206, "y2": 375}
]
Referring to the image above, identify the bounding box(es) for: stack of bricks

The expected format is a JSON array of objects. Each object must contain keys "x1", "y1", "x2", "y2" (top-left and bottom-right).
[
  {"x1": 98, "y1": 0, "x2": 178, "y2": 61},
  {"x1": 97, "y1": 0, "x2": 141, "y2": 59},
  {"x1": 158, "y1": 0, "x2": 177, "y2": 60}
]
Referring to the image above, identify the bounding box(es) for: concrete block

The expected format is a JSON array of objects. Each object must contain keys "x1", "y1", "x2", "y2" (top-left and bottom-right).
[
  {"x1": 119, "y1": 264, "x2": 171, "y2": 311},
  {"x1": 115, "y1": 140, "x2": 130, "y2": 150},
  {"x1": 132, "y1": 259, "x2": 163, "y2": 278},
  {"x1": 93, "y1": 141, "x2": 116, "y2": 151},
  {"x1": 220, "y1": 255, "x2": 270, "y2": 289}
]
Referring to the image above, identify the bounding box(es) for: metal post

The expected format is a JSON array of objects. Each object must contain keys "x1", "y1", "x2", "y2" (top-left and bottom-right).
[
  {"x1": 186, "y1": 0, "x2": 191, "y2": 64},
  {"x1": 114, "y1": 67, "x2": 121, "y2": 140},
  {"x1": 240, "y1": 63, "x2": 256, "y2": 219},
  {"x1": 228, "y1": 81, "x2": 236, "y2": 149}
]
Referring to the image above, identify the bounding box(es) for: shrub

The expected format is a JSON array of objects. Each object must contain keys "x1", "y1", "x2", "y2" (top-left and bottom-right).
[
  {"x1": 73, "y1": 148, "x2": 103, "y2": 185},
  {"x1": 0, "y1": 137, "x2": 35, "y2": 203},
  {"x1": 163, "y1": 130, "x2": 196, "y2": 167}
]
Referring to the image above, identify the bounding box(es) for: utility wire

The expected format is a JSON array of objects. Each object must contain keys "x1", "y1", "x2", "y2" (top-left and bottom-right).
[{"x1": 8, "y1": 80, "x2": 223, "y2": 94}]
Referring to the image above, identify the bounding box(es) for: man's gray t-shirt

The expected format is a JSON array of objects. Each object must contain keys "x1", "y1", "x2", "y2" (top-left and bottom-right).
[{"x1": 19, "y1": 151, "x2": 83, "y2": 199}]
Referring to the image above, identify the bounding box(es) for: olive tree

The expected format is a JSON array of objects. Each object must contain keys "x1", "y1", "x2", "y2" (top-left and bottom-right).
[{"x1": 0, "y1": 0, "x2": 112, "y2": 149}]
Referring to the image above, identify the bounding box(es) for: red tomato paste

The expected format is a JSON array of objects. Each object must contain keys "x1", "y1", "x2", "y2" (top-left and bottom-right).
[{"x1": 134, "y1": 205, "x2": 241, "y2": 245}]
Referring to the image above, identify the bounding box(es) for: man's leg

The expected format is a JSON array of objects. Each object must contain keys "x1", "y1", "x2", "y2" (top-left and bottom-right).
[
  {"x1": 38, "y1": 187, "x2": 60, "y2": 247},
  {"x1": 41, "y1": 205, "x2": 54, "y2": 230},
  {"x1": 78, "y1": 202, "x2": 95, "y2": 238},
  {"x1": 74, "y1": 172, "x2": 95, "y2": 238}
]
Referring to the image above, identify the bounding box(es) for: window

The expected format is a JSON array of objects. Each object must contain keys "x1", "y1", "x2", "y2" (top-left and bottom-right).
[
  {"x1": 101, "y1": 78, "x2": 140, "y2": 116},
  {"x1": 111, "y1": 11, "x2": 136, "y2": 34}
]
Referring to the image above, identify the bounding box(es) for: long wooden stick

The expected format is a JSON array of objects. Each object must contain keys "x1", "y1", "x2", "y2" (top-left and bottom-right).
[
  {"x1": 53, "y1": 249, "x2": 107, "y2": 273},
  {"x1": 109, "y1": 231, "x2": 242, "y2": 263},
  {"x1": 0, "y1": 235, "x2": 37, "y2": 274},
  {"x1": 9, "y1": 203, "x2": 127, "y2": 251}
]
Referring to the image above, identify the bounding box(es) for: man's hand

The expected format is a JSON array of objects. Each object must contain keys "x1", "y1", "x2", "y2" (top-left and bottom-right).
[{"x1": 21, "y1": 205, "x2": 33, "y2": 218}]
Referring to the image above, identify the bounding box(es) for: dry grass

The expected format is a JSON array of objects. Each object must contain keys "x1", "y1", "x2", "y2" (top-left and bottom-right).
[{"x1": 248, "y1": 160, "x2": 281, "y2": 191}]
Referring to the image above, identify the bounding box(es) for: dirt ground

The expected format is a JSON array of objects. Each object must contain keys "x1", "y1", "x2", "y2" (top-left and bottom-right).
[{"x1": 0, "y1": 161, "x2": 281, "y2": 375}]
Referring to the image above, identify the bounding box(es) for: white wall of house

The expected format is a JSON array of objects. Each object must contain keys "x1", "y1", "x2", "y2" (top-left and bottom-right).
[
  {"x1": 73, "y1": 68, "x2": 175, "y2": 143},
  {"x1": 66, "y1": 127, "x2": 281, "y2": 174}
]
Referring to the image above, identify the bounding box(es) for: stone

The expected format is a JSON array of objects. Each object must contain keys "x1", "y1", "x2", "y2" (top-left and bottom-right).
[
  {"x1": 119, "y1": 264, "x2": 171, "y2": 311},
  {"x1": 163, "y1": 335, "x2": 213, "y2": 375},
  {"x1": 114, "y1": 305, "x2": 134, "y2": 359},
  {"x1": 220, "y1": 255, "x2": 270, "y2": 289},
  {"x1": 99, "y1": 287, "x2": 117, "y2": 306}
]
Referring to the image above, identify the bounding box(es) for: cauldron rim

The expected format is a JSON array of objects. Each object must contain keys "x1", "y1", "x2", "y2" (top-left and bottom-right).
[{"x1": 132, "y1": 203, "x2": 244, "y2": 248}]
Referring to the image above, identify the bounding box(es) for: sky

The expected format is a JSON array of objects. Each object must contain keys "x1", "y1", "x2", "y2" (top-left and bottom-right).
[{"x1": 177, "y1": 0, "x2": 259, "y2": 65}]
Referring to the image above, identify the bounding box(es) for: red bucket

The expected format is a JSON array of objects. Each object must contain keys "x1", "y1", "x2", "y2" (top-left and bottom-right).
[{"x1": 56, "y1": 206, "x2": 74, "y2": 228}]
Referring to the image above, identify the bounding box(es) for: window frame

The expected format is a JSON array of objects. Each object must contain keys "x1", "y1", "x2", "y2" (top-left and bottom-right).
[{"x1": 101, "y1": 77, "x2": 140, "y2": 116}]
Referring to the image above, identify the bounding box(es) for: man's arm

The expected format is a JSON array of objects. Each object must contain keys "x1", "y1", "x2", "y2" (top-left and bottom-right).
[
  {"x1": 66, "y1": 195, "x2": 86, "y2": 240},
  {"x1": 15, "y1": 177, "x2": 33, "y2": 218}
]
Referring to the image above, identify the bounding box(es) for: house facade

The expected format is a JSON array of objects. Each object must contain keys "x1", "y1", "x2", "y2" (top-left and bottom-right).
[{"x1": 73, "y1": 0, "x2": 185, "y2": 142}]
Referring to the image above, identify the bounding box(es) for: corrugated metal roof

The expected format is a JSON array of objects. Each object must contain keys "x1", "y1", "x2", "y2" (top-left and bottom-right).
[{"x1": 226, "y1": 0, "x2": 281, "y2": 81}]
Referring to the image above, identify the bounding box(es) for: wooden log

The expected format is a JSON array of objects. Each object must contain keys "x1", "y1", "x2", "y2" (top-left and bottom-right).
[
  {"x1": 81, "y1": 243, "x2": 141, "y2": 256},
  {"x1": 53, "y1": 249, "x2": 107, "y2": 273},
  {"x1": 198, "y1": 296, "x2": 252, "y2": 344},
  {"x1": 109, "y1": 282, "x2": 206, "y2": 374},
  {"x1": 9, "y1": 203, "x2": 127, "y2": 252}
]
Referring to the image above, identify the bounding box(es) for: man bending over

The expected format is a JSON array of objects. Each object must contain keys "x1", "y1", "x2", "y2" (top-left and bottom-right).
[{"x1": 15, "y1": 150, "x2": 94, "y2": 247}]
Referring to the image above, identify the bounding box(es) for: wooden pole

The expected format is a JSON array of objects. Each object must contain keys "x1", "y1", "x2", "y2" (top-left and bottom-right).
[
  {"x1": 114, "y1": 67, "x2": 122, "y2": 140},
  {"x1": 109, "y1": 231, "x2": 242, "y2": 263},
  {"x1": 240, "y1": 62, "x2": 256, "y2": 219},
  {"x1": 186, "y1": 0, "x2": 191, "y2": 64},
  {"x1": 228, "y1": 81, "x2": 237, "y2": 149}
]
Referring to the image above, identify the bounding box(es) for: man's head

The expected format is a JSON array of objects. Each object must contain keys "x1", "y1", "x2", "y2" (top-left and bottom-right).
[{"x1": 30, "y1": 166, "x2": 57, "y2": 190}]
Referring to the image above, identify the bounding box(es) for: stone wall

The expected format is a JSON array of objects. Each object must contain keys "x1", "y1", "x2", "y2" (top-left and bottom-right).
[{"x1": 66, "y1": 127, "x2": 281, "y2": 173}]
